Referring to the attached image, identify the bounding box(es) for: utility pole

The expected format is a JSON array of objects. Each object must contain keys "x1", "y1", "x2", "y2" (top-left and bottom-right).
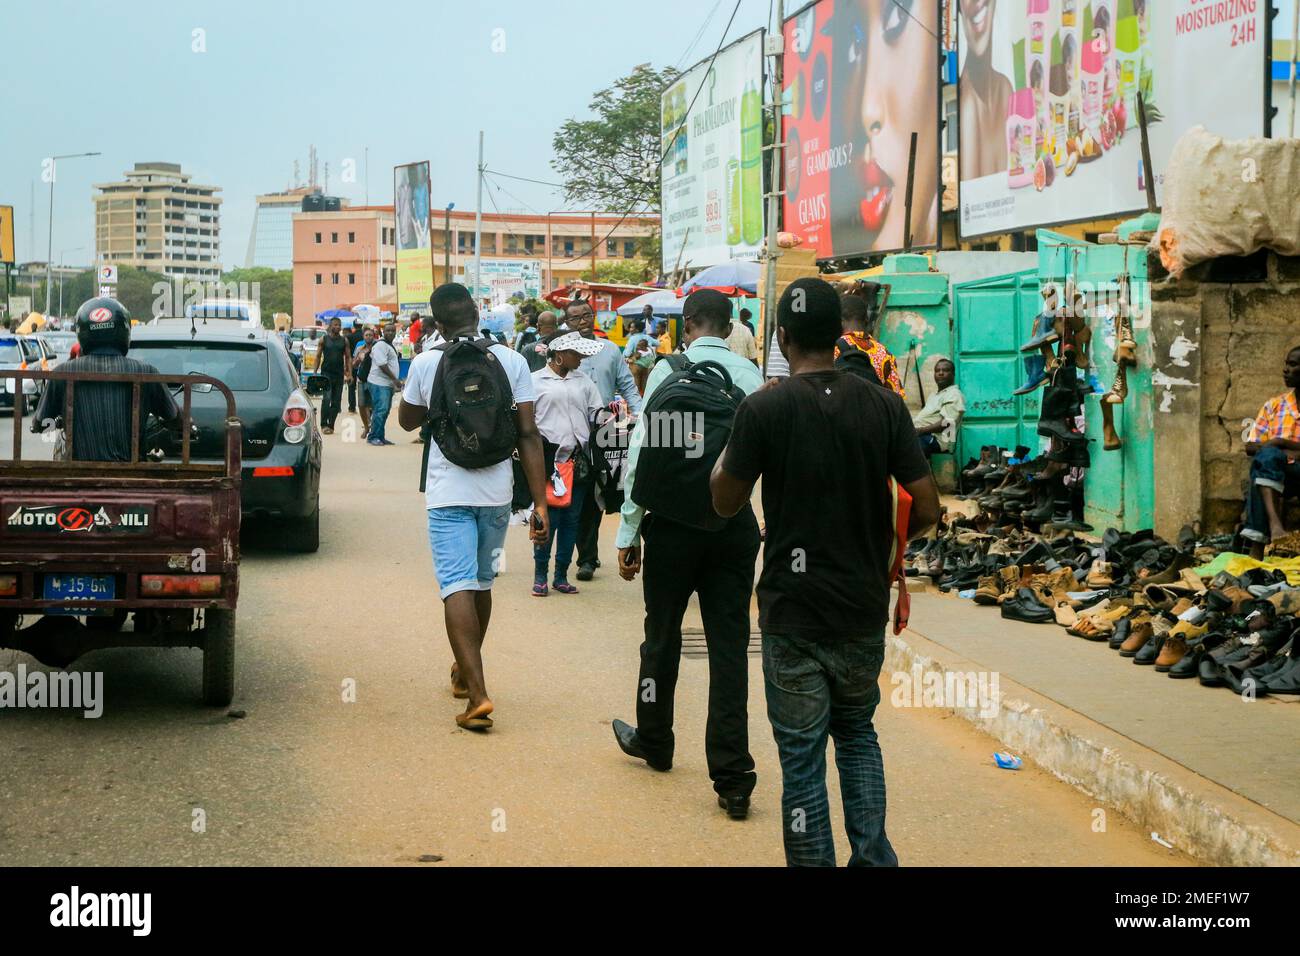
[
  {"x1": 444, "y1": 203, "x2": 455, "y2": 283},
  {"x1": 760, "y1": 0, "x2": 786, "y2": 374},
  {"x1": 590, "y1": 212, "x2": 597, "y2": 279},
  {"x1": 474, "y1": 130, "x2": 484, "y2": 307}
]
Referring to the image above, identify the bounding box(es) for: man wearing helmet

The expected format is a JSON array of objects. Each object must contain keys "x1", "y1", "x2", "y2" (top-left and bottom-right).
[{"x1": 33, "y1": 297, "x2": 181, "y2": 462}]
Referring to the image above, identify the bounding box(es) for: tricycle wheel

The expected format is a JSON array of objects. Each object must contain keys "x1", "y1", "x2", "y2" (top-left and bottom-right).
[
  {"x1": 202, "y1": 608, "x2": 235, "y2": 707},
  {"x1": 283, "y1": 504, "x2": 320, "y2": 553}
]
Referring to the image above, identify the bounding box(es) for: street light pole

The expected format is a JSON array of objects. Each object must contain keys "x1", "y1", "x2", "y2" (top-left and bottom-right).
[
  {"x1": 57, "y1": 246, "x2": 83, "y2": 318},
  {"x1": 44, "y1": 151, "x2": 100, "y2": 315}
]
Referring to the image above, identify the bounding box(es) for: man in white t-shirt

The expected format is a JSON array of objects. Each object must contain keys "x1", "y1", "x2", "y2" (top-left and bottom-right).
[{"x1": 398, "y1": 282, "x2": 549, "y2": 732}]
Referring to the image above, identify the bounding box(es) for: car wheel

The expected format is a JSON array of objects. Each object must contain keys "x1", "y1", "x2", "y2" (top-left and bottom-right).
[
  {"x1": 202, "y1": 607, "x2": 235, "y2": 707},
  {"x1": 284, "y1": 503, "x2": 320, "y2": 553}
]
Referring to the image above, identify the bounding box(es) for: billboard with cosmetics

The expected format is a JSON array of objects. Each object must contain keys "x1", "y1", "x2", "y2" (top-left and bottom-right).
[
  {"x1": 957, "y1": 0, "x2": 1269, "y2": 239},
  {"x1": 780, "y1": 0, "x2": 942, "y2": 260},
  {"x1": 660, "y1": 30, "x2": 766, "y2": 273}
]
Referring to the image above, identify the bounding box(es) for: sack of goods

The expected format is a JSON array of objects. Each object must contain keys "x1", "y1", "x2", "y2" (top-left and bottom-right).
[
  {"x1": 630, "y1": 356, "x2": 747, "y2": 531},
  {"x1": 427, "y1": 339, "x2": 518, "y2": 469},
  {"x1": 1155, "y1": 126, "x2": 1300, "y2": 277}
]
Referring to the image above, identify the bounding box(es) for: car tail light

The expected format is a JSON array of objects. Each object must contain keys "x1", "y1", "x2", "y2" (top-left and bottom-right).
[
  {"x1": 0, "y1": 574, "x2": 17, "y2": 596},
  {"x1": 140, "y1": 574, "x2": 222, "y2": 596},
  {"x1": 252, "y1": 466, "x2": 294, "y2": 477},
  {"x1": 283, "y1": 390, "x2": 311, "y2": 427}
]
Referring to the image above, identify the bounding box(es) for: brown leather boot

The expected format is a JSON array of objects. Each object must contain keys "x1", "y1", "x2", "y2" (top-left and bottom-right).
[
  {"x1": 973, "y1": 574, "x2": 1002, "y2": 605},
  {"x1": 1119, "y1": 618, "x2": 1154, "y2": 656}
]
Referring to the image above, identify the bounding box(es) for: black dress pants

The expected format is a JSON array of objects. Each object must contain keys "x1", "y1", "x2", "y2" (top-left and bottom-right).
[
  {"x1": 321, "y1": 373, "x2": 344, "y2": 429},
  {"x1": 635, "y1": 507, "x2": 760, "y2": 798}
]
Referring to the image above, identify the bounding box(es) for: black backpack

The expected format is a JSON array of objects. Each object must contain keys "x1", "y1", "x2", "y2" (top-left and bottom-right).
[
  {"x1": 834, "y1": 335, "x2": 882, "y2": 387},
  {"x1": 629, "y1": 355, "x2": 746, "y2": 531},
  {"x1": 425, "y1": 337, "x2": 518, "y2": 470}
]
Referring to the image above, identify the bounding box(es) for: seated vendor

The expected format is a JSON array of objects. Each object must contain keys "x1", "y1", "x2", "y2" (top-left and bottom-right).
[
  {"x1": 1242, "y1": 346, "x2": 1300, "y2": 556},
  {"x1": 912, "y1": 358, "x2": 965, "y2": 458}
]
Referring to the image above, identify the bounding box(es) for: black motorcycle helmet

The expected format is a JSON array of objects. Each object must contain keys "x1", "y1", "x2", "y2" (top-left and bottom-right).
[{"x1": 75, "y1": 297, "x2": 132, "y2": 355}]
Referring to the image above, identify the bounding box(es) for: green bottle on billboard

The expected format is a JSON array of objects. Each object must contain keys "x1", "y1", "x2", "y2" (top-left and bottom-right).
[
  {"x1": 727, "y1": 158, "x2": 742, "y2": 245},
  {"x1": 740, "y1": 79, "x2": 763, "y2": 246}
]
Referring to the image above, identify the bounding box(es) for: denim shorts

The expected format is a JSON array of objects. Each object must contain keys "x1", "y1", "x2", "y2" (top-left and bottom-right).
[{"x1": 427, "y1": 504, "x2": 511, "y2": 600}]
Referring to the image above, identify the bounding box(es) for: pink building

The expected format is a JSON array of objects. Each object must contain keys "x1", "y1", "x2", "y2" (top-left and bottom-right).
[{"x1": 291, "y1": 207, "x2": 396, "y2": 326}]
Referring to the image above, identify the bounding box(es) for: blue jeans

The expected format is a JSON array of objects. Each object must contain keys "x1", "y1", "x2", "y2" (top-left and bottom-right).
[
  {"x1": 762, "y1": 631, "x2": 898, "y2": 867},
  {"x1": 533, "y1": 480, "x2": 588, "y2": 584},
  {"x1": 426, "y1": 504, "x2": 511, "y2": 600},
  {"x1": 367, "y1": 382, "x2": 393, "y2": 442},
  {"x1": 1243, "y1": 445, "x2": 1300, "y2": 542}
]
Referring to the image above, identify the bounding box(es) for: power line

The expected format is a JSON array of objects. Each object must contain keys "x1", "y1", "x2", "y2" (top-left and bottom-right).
[
  {"x1": 674, "y1": 0, "x2": 723, "y2": 70},
  {"x1": 890, "y1": 0, "x2": 941, "y2": 42},
  {"x1": 484, "y1": 169, "x2": 566, "y2": 189}
]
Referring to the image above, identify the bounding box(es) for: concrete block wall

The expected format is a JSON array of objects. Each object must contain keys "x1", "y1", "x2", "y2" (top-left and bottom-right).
[{"x1": 1150, "y1": 253, "x2": 1300, "y2": 535}]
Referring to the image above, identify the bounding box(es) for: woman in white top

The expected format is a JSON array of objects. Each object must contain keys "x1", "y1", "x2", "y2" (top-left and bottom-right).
[{"x1": 530, "y1": 331, "x2": 605, "y2": 596}]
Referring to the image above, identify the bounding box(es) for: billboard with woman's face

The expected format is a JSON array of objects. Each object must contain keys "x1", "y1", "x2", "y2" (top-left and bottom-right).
[{"x1": 781, "y1": 0, "x2": 941, "y2": 260}]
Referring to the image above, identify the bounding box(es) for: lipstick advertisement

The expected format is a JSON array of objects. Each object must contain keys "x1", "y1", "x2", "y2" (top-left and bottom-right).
[
  {"x1": 781, "y1": 0, "x2": 941, "y2": 260},
  {"x1": 957, "y1": 0, "x2": 1267, "y2": 239}
]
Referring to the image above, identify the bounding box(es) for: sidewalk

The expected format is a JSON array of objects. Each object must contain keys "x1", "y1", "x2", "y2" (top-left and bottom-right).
[{"x1": 895, "y1": 589, "x2": 1300, "y2": 866}]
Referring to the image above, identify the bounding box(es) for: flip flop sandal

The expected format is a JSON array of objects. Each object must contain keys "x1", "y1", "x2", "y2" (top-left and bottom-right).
[
  {"x1": 531, "y1": 583, "x2": 549, "y2": 597},
  {"x1": 450, "y1": 665, "x2": 469, "y2": 700},
  {"x1": 455, "y1": 712, "x2": 494, "y2": 731}
]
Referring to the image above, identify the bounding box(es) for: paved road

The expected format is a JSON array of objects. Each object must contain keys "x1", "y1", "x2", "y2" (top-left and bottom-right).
[{"x1": 0, "y1": 408, "x2": 1190, "y2": 866}]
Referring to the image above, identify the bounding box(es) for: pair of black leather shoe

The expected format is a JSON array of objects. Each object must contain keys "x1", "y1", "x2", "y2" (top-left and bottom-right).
[
  {"x1": 1000, "y1": 587, "x2": 1054, "y2": 624},
  {"x1": 1168, "y1": 630, "x2": 1227, "y2": 678}
]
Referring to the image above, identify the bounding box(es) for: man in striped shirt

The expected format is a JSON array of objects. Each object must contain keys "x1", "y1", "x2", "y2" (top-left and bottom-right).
[
  {"x1": 1242, "y1": 346, "x2": 1300, "y2": 554},
  {"x1": 33, "y1": 297, "x2": 179, "y2": 463}
]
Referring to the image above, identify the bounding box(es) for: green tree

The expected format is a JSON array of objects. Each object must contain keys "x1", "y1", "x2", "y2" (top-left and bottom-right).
[
  {"x1": 552, "y1": 63, "x2": 677, "y2": 213},
  {"x1": 219, "y1": 267, "x2": 293, "y2": 326},
  {"x1": 580, "y1": 260, "x2": 654, "y2": 285}
]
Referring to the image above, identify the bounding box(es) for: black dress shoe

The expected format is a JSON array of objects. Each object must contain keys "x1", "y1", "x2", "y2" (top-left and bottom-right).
[
  {"x1": 576, "y1": 564, "x2": 596, "y2": 582},
  {"x1": 1000, "y1": 587, "x2": 1054, "y2": 624},
  {"x1": 1133, "y1": 633, "x2": 1165, "y2": 665},
  {"x1": 717, "y1": 794, "x2": 750, "y2": 820},
  {"x1": 1107, "y1": 616, "x2": 1132, "y2": 650},
  {"x1": 612, "y1": 718, "x2": 671, "y2": 771}
]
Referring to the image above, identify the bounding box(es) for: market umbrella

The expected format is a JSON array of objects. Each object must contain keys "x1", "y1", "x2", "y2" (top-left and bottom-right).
[
  {"x1": 315, "y1": 308, "x2": 358, "y2": 327},
  {"x1": 675, "y1": 259, "x2": 760, "y2": 297},
  {"x1": 616, "y1": 289, "x2": 684, "y2": 318}
]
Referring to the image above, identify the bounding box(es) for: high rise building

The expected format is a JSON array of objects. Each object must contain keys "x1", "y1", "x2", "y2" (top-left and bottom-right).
[
  {"x1": 245, "y1": 186, "x2": 323, "y2": 270},
  {"x1": 93, "y1": 162, "x2": 222, "y2": 281}
]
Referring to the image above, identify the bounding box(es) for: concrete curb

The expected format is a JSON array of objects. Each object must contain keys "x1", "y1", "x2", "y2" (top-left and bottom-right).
[{"x1": 885, "y1": 629, "x2": 1300, "y2": 867}]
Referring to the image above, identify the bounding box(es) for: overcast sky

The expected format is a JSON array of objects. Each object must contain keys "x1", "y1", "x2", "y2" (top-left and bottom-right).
[
  {"x1": 2, "y1": 0, "x2": 1294, "y2": 271},
  {"x1": 1, "y1": 0, "x2": 774, "y2": 269}
]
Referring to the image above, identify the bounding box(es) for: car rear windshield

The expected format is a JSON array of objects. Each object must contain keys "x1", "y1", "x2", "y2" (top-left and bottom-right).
[{"x1": 129, "y1": 343, "x2": 270, "y2": 391}]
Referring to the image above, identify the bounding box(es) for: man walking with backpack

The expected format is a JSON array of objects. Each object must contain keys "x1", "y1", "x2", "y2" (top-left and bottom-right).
[
  {"x1": 611, "y1": 289, "x2": 764, "y2": 819},
  {"x1": 398, "y1": 283, "x2": 550, "y2": 731},
  {"x1": 709, "y1": 277, "x2": 940, "y2": 865},
  {"x1": 366, "y1": 322, "x2": 401, "y2": 446},
  {"x1": 561, "y1": 299, "x2": 643, "y2": 582}
]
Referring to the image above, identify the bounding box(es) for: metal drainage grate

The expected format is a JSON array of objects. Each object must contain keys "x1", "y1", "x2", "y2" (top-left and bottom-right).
[{"x1": 680, "y1": 626, "x2": 763, "y2": 659}]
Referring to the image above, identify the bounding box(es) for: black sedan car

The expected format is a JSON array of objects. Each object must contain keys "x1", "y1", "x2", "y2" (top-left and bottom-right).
[{"x1": 129, "y1": 323, "x2": 322, "y2": 551}]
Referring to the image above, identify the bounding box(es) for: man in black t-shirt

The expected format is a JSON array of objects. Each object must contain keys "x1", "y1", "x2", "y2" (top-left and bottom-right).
[
  {"x1": 344, "y1": 322, "x2": 364, "y2": 413},
  {"x1": 317, "y1": 317, "x2": 352, "y2": 434},
  {"x1": 711, "y1": 277, "x2": 940, "y2": 868}
]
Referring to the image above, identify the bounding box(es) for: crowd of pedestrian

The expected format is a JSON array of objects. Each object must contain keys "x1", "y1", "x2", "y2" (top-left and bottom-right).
[{"x1": 314, "y1": 278, "x2": 942, "y2": 867}]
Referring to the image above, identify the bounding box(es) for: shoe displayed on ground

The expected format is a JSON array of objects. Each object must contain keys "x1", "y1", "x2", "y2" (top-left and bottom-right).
[
  {"x1": 1118, "y1": 617, "x2": 1154, "y2": 656},
  {"x1": 576, "y1": 564, "x2": 595, "y2": 582},
  {"x1": 717, "y1": 795, "x2": 750, "y2": 820},
  {"x1": 611, "y1": 719, "x2": 671, "y2": 772},
  {"x1": 1000, "y1": 587, "x2": 1055, "y2": 624}
]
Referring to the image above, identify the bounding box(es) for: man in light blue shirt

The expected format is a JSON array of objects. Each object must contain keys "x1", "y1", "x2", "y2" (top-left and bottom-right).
[
  {"x1": 609, "y1": 289, "x2": 764, "y2": 820},
  {"x1": 562, "y1": 298, "x2": 643, "y2": 579}
]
